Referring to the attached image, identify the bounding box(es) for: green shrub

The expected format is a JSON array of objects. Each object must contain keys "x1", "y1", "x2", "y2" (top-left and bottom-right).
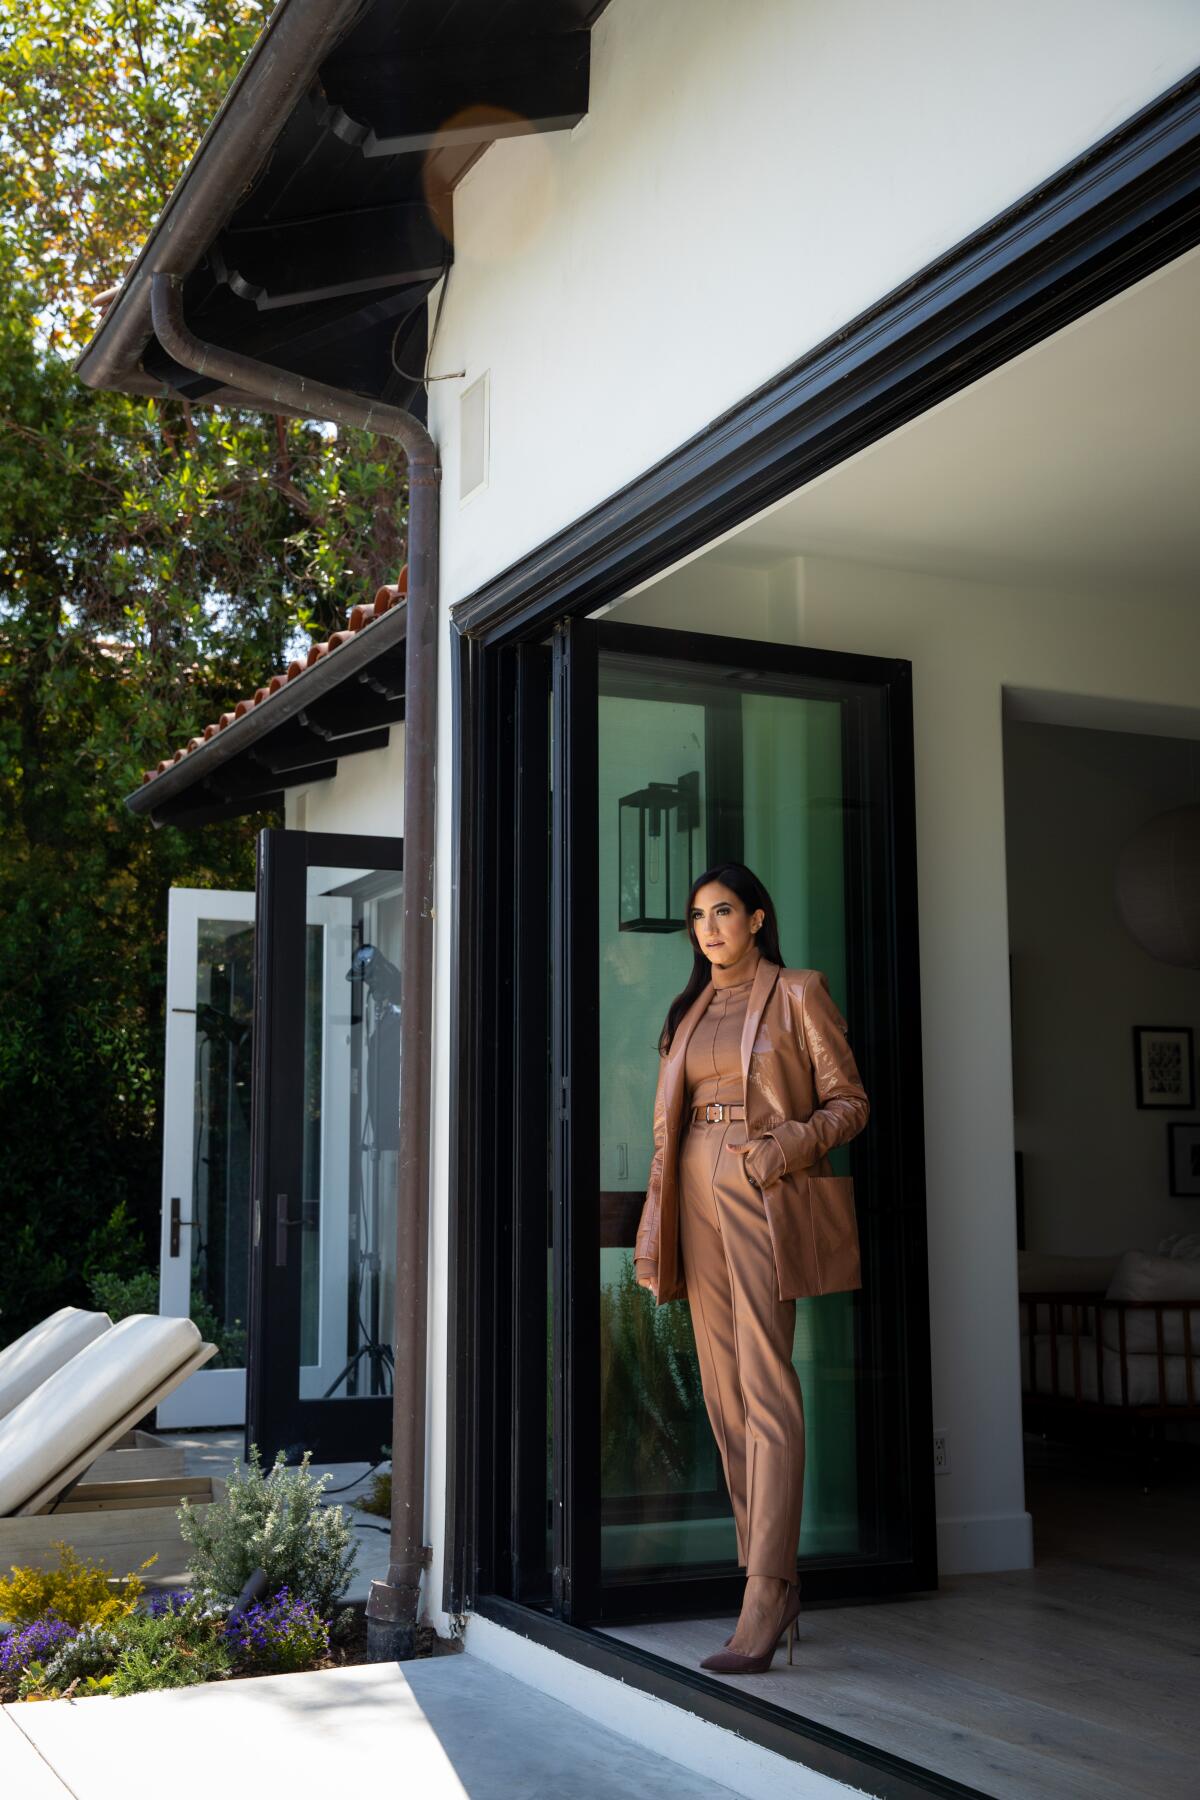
[
  {"x1": 356, "y1": 1469, "x2": 391, "y2": 1518},
  {"x1": 87, "y1": 1268, "x2": 159, "y2": 1320},
  {"x1": 13, "y1": 1596, "x2": 239, "y2": 1700},
  {"x1": 86, "y1": 1268, "x2": 246, "y2": 1370},
  {"x1": 179, "y1": 1445, "x2": 357, "y2": 1617},
  {"x1": 108, "y1": 1599, "x2": 235, "y2": 1696}
]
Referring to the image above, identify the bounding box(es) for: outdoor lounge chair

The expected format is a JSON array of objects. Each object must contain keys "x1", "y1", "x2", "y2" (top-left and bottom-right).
[
  {"x1": 0, "y1": 1306, "x2": 113, "y2": 1421},
  {"x1": 0, "y1": 1313, "x2": 220, "y2": 1577}
]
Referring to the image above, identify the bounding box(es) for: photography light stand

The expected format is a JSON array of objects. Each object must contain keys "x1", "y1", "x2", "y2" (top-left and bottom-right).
[{"x1": 322, "y1": 944, "x2": 401, "y2": 1400}]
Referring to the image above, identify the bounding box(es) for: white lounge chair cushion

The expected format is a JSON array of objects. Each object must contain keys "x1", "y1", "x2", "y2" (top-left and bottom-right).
[
  {"x1": 0, "y1": 1313, "x2": 202, "y2": 1516},
  {"x1": 0, "y1": 1307, "x2": 113, "y2": 1422}
]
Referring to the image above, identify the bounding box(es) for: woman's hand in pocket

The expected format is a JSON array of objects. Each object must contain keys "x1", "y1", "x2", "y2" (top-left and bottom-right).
[{"x1": 727, "y1": 1133, "x2": 787, "y2": 1190}]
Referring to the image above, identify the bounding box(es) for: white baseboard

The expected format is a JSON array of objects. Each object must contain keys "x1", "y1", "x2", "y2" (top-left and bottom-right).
[
  {"x1": 936, "y1": 1509, "x2": 1034, "y2": 1573},
  {"x1": 462, "y1": 1614, "x2": 872, "y2": 1800}
]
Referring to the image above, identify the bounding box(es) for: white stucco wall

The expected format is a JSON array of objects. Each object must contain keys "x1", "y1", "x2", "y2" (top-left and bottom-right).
[
  {"x1": 429, "y1": 0, "x2": 1200, "y2": 606},
  {"x1": 282, "y1": 727, "x2": 404, "y2": 837},
  {"x1": 419, "y1": 2, "x2": 1200, "y2": 1626},
  {"x1": 597, "y1": 554, "x2": 1200, "y2": 1579}
]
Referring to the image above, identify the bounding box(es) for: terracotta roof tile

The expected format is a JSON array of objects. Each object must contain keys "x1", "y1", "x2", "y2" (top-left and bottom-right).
[{"x1": 141, "y1": 564, "x2": 407, "y2": 784}]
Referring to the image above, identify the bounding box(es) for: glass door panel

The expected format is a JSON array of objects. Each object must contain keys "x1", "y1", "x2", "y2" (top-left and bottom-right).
[
  {"x1": 158, "y1": 889, "x2": 255, "y2": 1429},
  {"x1": 598, "y1": 672, "x2": 860, "y2": 1577},
  {"x1": 247, "y1": 831, "x2": 402, "y2": 1465},
  {"x1": 298, "y1": 871, "x2": 401, "y2": 1405},
  {"x1": 550, "y1": 617, "x2": 933, "y2": 1622}
]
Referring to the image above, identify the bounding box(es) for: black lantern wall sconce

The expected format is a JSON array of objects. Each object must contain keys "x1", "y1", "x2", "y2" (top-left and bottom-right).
[{"x1": 618, "y1": 771, "x2": 700, "y2": 932}]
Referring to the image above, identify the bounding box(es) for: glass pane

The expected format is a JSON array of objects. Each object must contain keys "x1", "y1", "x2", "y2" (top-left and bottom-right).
[
  {"x1": 297, "y1": 865, "x2": 402, "y2": 1404},
  {"x1": 597, "y1": 652, "x2": 869, "y2": 1583},
  {"x1": 191, "y1": 918, "x2": 253, "y2": 1369}
]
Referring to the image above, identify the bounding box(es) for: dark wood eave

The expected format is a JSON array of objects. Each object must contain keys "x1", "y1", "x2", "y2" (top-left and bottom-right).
[
  {"x1": 76, "y1": 0, "x2": 611, "y2": 421},
  {"x1": 126, "y1": 599, "x2": 407, "y2": 828}
]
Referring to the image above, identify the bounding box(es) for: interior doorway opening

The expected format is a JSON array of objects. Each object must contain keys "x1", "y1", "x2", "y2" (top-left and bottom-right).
[{"x1": 1001, "y1": 691, "x2": 1200, "y2": 1592}]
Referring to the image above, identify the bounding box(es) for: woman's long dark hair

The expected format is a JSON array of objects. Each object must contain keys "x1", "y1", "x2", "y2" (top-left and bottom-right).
[{"x1": 657, "y1": 862, "x2": 785, "y2": 1055}]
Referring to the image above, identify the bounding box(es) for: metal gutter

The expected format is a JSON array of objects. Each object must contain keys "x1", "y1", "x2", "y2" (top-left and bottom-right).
[
  {"x1": 75, "y1": 0, "x2": 370, "y2": 393},
  {"x1": 149, "y1": 272, "x2": 440, "y2": 1660}
]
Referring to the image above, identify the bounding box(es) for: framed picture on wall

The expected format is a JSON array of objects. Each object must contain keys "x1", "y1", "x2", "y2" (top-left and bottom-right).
[
  {"x1": 1133, "y1": 1026, "x2": 1195, "y2": 1109},
  {"x1": 1168, "y1": 1123, "x2": 1200, "y2": 1198}
]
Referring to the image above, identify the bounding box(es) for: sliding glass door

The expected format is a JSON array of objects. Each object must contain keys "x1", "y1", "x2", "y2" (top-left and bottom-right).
[{"x1": 471, "y1": 617, "x2": 933, "y2": 1625}]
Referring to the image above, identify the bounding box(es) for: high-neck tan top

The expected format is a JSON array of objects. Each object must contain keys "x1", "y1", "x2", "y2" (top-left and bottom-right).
[{"x1": 685, "y1": 976, "x2": 753, "y2": 1109}]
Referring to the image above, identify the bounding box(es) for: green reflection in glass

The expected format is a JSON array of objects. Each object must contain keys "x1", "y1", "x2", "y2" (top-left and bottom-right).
[{"x1": 597, "y1": 669, "x2": 859, "y2": 1580}]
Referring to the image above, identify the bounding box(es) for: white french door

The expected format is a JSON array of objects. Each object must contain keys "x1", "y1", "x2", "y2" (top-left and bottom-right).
[{"x1": 157, "y1": 889, "x2": 255, "y2": 1427}]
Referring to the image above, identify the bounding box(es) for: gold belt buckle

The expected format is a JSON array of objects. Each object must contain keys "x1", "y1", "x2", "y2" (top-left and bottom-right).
[{"x1": 704, "y1": 1101, "x2": 725, "y2": 1122}]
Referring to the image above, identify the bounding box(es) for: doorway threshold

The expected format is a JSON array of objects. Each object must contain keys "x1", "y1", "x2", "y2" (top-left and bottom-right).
[{"x1": 469, "y1": 1596, "x2": 990, "y2": 1800}]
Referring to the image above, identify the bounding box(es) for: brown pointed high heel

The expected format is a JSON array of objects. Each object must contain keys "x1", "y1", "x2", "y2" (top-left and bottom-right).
[{"x1": 703, "y1": 1581, "x2": 801, "y2": 1673}]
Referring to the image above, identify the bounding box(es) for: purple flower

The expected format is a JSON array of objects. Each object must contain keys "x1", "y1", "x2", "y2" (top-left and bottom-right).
[
  {"x1": 0, "y1": 1614, "x2": 77, "y2": 1674},
  {"x1": 223, "y1": 1588, "x2": 329, "y2": 1672},
  {"x1": 145, "y1": 1589, "x2": 194, "y2": 1617}
]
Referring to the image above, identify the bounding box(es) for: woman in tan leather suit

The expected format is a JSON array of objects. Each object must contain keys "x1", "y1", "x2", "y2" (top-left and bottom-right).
[{"x1": 634, "y1": 861, "x2": 870, "y2": 1674}]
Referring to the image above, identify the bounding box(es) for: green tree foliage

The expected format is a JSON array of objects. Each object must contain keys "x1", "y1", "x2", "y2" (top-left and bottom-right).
[{"x1": 0, "y1": 4, "x2": 411, "y2": 1337}]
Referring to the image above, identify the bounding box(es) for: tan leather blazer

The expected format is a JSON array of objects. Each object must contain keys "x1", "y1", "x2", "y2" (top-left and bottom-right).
[{"x1": 634, "y1": 958, "x2": 870, "y2": 1303}]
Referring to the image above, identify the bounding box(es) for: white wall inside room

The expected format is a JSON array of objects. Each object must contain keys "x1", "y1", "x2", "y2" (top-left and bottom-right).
[
  {"x1": 610, "y1": 551, "x2": 1200, "y2": 1577},
  {"x1": 1003, "y1": 720, "x2": 1200, "y2": 1257},
  {"x1": 429, "y1": 0, "x2": 1200, "y2": 604},
  {"x1": 283, "y1": 728, "x2": 405, "y2": 838}
]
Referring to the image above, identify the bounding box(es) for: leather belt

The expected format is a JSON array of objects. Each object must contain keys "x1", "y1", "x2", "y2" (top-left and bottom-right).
[{"x1": 690, "y1": 1101, "x2": 747, "y2": 1124}]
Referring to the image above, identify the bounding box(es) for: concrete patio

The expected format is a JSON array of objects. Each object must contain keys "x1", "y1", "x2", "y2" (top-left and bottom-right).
[{"x1": 0, "y1": 1654, "x2": 852, "y2": 1800}]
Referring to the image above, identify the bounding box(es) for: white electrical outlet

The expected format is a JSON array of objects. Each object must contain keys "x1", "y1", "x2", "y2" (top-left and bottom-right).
[{"x1": 933, "y1": 1431, "x2": 951, "y2": 1474}]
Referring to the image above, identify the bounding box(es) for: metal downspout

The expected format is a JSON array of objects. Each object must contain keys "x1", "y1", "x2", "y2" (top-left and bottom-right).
[{"x1": 151, "y1": 273, "x2": 439, "y2": 1659}]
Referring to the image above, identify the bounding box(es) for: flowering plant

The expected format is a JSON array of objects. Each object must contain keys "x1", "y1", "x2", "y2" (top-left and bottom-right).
[
  {"x1": 144, "y1": 1588, "x2": 195, "y2": 1617},
  {"x1": 0, "y1": 1615, "x2": 77, "y2": 1700},
  {"x1": 223, "y1": 1587, "x2": 330, "y2": 1674},
  {"x1": 18, "y1": 1623, "x2": 123, "y2": 1700},
  {"x1": 0, "y1": 1542, "x2": 154, "y2": 1627}
]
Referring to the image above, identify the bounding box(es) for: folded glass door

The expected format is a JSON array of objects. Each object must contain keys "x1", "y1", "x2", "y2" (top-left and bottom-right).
[
  {"x1": 157, "y1": 888, "x2": 255, "y2": 1428},
  {"x1": 247, "y1": 829, "x2": 403, "y2": 1465},
  {"x1": 548, "y1": 616, "x2": 934, "y2": 1623}
]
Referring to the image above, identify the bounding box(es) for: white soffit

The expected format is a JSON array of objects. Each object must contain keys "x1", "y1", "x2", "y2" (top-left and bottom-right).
[{"x1": 699, "y1": 241, "x2": 1200, "y2": 594}]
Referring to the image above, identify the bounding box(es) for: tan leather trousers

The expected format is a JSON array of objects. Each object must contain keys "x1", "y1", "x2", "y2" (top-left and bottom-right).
[{"x1": 677, "y1": 1112, "x2": 805, "y2": 1580}]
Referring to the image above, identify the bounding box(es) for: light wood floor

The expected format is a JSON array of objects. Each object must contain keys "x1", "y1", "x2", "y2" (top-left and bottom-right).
[{"x1": 598, "y1": 1432, "x2": 1200, "y2": 1799}]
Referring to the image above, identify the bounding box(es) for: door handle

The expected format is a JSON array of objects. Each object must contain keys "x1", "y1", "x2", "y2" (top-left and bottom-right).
[
  {"x1": 275, "y1": 1193, "x2": 304, "y2": 1267},
  {"x1": 168, "y1": 1196, "x2": 197, "y2": 1258}
]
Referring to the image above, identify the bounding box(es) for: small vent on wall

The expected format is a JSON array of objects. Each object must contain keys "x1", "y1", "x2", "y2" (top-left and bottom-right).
[{"x1": 460, "y1": 371, "x2": 489, "y2": 503}]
